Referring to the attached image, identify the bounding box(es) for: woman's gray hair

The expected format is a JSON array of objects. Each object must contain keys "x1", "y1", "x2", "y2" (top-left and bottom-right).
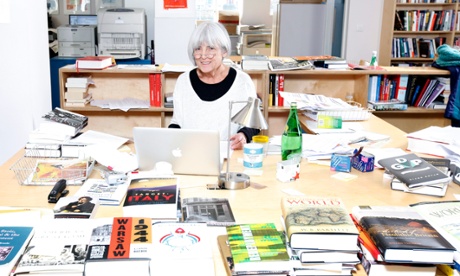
[{"x1": 188, "y1": 21, "x2": 231, "y2": 65}]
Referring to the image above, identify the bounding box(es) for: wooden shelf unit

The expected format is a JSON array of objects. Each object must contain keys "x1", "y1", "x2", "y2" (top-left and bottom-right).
[
  {"x1": 59, "y1": 66, "x2": 450, "y2": 138},
  {"x1": 380, "y1": 0, "x2": 459, "y2": 66}
]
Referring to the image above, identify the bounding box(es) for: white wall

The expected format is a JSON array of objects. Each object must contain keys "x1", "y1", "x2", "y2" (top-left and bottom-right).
[
  {"x1": 341, "y1": 0, "x2": 383, "y2": 64},
  {"x1": 0, "y1": 0, "x2": 52, "y2": 165}
]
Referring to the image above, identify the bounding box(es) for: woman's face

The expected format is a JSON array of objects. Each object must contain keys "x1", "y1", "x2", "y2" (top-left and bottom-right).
[{"x1": 193, "y1": 43, "x2": 226, "y2": 73}]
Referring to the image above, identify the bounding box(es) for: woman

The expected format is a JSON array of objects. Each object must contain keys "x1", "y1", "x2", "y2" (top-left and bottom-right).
[{"x1": 169, "y1": 21, "x2": 260, "y2": 150}]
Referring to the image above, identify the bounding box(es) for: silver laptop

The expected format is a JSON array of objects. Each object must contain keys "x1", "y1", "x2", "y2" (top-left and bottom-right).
[{"x1": 133, "y1": 127, "x2": 221, "y2": 176}]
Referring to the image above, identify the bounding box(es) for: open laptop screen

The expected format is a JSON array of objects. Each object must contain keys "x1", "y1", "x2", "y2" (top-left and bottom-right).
[{"x1": 133, "y1": 127, "x2": 221, "y2": 176}]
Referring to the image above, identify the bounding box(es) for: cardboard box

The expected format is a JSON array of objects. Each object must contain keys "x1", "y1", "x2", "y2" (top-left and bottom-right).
[
  {"x1": 222, "y1": 23, "x2": 238, "y2": 35},
  {"x1": 330, "y1": 153, "x2": 352, "y2": 173},
  {"x1": 351, "y1": 150, "x2": 375, "y2": 172},
  {"x1": 218, "y1": 10, "x2": 239, "y2": 24}
]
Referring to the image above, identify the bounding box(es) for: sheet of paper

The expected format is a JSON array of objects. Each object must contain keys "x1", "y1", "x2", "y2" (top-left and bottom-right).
[{"x1": 70, "y1": 130, "x2": 129, "y2": 149}]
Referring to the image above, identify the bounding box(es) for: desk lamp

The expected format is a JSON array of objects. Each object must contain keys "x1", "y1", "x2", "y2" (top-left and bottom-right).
[{"x1": 218, "y1": 97, "x2": 268, "y2": 190}]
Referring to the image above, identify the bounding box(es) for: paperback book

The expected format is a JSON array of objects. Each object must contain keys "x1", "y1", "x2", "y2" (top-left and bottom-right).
[
  {"x1": 13, "y1": 219, "x2": 94, "y2": 276},
  {"x1": 225, "y1": 223, "x2": 291, "y2": 274},
  {"x1": 181, "y1": 197, "x2": 236, "y2": 226},
  {"x1": 53, "y1": 195, "x2": 99, "y2": 219},
  {"x1": 122, "y1": 175, "x2": 179, "y2": 221},
  {"x1": 84, "y1": 217, "x2": 153, "y2": 276},
  {"x1": 42, "y1": 107, "x2": 88, "y2": 130},
  {"x1": 150, "y1": 222, "x2": 214, "y2": 276},
  {"x1": 74, "y1": 178, "x2": 129, "y2": 206}
]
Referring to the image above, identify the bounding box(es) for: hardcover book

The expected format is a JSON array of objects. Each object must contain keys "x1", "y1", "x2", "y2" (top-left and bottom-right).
[
  {"x1": 378, "y1": 153, "x2": 451, "y2": 188},
  {"x1": 181, "y1": 197, "x2": 236, "y2": 226},
  {"x1": 122, "y1": 175, "x2": 179, "y2": 221},
  {"x1": 352, "y1": 205, "x2": 455, "y2": 264},
  {"x1": 281, "y1": 196, "x2": 359, "y2": 250},
  {"x1": 410, "y1": 200, "x2": 460, "y2": 253},
  {"x1": 150, "y1": 222, "x2": 214, "y2": 276},
  {"x1": 75, "y1": 55, "x2": 114, "y2": 70},
  {"x1": 225, "y1": 223, "x2": 291, "y2": 274},
  {"x1": 42, "y1": 107, "x2": 88, "y2": 130},
  {"x1": 13, "y1": 219, "x2": 94, "y2": 276},
  {"x1": 84, "y1": 217, "x2": 153, "y2": 276}
]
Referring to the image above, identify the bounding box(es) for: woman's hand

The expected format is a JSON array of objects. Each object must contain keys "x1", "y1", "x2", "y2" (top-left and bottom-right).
[{"x1": 229, "y1": 133, "x2": 247, "y2": 150}]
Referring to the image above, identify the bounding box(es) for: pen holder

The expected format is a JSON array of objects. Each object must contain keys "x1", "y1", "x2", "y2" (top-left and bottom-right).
[{"x1": 351, "y1": 149, "x2": 375, "y2": 172}]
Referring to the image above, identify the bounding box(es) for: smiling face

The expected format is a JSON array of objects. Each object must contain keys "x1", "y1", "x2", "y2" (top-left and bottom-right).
[{"x1": 193, "y1": 43, "x2": 226, "y2": 74}]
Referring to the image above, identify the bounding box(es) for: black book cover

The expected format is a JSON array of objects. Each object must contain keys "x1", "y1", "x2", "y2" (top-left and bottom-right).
[
  {"x1": 378, "y1": 153, "x2": 451, "y2": 188},
  {"x1": 360, "y1": 215, "x2": 455, "y2": 262}
]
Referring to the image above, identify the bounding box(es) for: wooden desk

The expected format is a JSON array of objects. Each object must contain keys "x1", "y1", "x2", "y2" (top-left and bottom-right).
[{"x1": 1, "y1": 115, "x2": 457, "y2": 276}]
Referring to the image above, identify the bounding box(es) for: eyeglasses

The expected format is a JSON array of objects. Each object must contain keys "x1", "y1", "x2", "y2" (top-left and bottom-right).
[{"x1": 193, "y1": 49, "x2": 217, "y2": 59}]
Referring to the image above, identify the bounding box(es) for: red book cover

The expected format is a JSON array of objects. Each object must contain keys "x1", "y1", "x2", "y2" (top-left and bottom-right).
[
  {"x1": 149, "y1": 74, "x2": 161, "y2": 107},
  {"x1": 108, "y1": 217, "x2": 133, "y2": 259},
  {"x1": 278, "y1": 74, "x2": 284, "y2": 107},
  {"x1": 414, "y1": 78, "x2": 430, "y2": 107}
]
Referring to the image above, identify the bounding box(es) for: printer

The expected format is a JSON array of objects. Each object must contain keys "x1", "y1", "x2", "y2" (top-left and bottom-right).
[
  {"x1": 57, "y1": 25, "x2": 97, "y2": 57},
  {"x1": 97, "y1": 8, "x2": 146, "y2": 59}
]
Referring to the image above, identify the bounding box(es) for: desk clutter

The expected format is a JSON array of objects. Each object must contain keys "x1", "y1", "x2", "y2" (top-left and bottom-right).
[{"x1": 2, "y1": 194, "x2": 460, "y2": 276}]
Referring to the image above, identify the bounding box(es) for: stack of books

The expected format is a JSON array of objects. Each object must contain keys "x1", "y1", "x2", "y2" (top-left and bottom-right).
[
  {"x1": 220, "y1": 223, "x2": 291, "y2": 276},
  {"x1": 25, "y1": 108, "x2": 88, "y2": 157},
  {"x1": 379, "y1": 153, "x2": 452, "y2": 197},
  {"x1": 241, "y1": 55, "x2": 269, "y2": 70},
  {"x1": 311, "y1": 57, "x2": 349, "y2": 70},
  {"x1": 64, "y1": 76, "x2": 93, "y2": 107},
  {"x1": 281, "y1": 196, "x2": 360, "y2": 276},
  {"x1": 352, "y1": 205, "x2": 457, "y2": 276}
]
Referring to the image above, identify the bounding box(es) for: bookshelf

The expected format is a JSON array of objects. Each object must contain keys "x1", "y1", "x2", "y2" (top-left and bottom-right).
[
  {"x1": 379, "y1": 0, "x2": 459, "y2": 66},
  {"x1": 59, "y1": 66, "x2": 450, "y2": 137}
]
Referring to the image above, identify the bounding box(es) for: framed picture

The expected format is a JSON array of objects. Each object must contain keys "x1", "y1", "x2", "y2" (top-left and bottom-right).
[
  {"x1": 95, "y1": 0, "x2": 124, "y2": 9},
  {"x1": 63, "y1": 0, "x2": 91, "y2": 15},
  {"x1": 47, "y1": 0, "x2": 59, "y2": 14}
]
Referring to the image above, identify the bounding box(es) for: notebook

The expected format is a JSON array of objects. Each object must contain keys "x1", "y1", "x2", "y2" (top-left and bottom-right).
[{"x1": 133, "y1": 127, "x2": 221, "y2": 176}]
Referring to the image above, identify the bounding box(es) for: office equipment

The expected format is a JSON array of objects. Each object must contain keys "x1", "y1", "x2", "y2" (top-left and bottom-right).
[
  {"x1": 97, "y1": 8, "x2": 146, "y2": 59},
  {"x1": 133, "y1": 127, "x2": 221, "y2": 176},
  {"x1": 68, "y1": 14, "x2": 98, "y2": 26},
  {"x1": 57, "y1": 25, "x2": 97, "y2": 57},
  {"x1": 218, "y1": 97, "x2": 268, "y2": 190}
]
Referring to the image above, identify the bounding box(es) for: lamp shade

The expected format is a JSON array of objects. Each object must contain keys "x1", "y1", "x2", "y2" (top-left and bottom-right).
[{"x1": 231, "y1": 97, "x2": 268, "y2": 130}]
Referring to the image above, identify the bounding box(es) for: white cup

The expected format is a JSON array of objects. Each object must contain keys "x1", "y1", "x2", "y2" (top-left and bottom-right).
[{"x1": 243, "y1": 143, "x2": 264, "y2": 169}]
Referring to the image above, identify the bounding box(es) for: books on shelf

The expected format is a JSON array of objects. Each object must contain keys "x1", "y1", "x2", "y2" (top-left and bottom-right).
[
  {"x1": 122, "y1": 174, "x2": 179, "y2": 221},
  {"x1": 281, "y1": 196, "x2": 359, "y2": 251},
  {"x1": 84, "y1": 217, "x2": 153, "y2": 276},
  {"x1": 53, "y1": 195, "x2": 99, "y2": 219},
  {"x1": 13, "y1": 219, "x2": 94, "y2": 276},
  {"x1": 225, "y1": 223, "x2": 291, "y2": 274},
  {"x1": 75, "y1": 55, "x2": 114, "y2": 70},
  {"x1": 352, "y1": 205, "x2": 456, "y2": 264},
  {"x1": 368, "y1": 99, "x2": 408, "y2": 111},
  {"x1": 241, "y1": 54, "x2": 269, "y2": 70},
  {"x1": 74, "y1": 178, "x2": 129, "y2": 206},
  {"x1": 181, "y1": 197, "x2": 236, "y2": 226},
  {"x1": 378, "y1": 153, "x2": 452, "y2": 188}
]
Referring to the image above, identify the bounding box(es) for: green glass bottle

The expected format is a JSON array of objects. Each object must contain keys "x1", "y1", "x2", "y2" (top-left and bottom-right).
[{"x1": 281, "y1": 102, "x2": 302, "y2": 160}]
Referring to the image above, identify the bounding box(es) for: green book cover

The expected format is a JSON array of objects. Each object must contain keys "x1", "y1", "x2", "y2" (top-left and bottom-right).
[{"x1": 226, "y1": 223, "x2": 289, "y2": 265}]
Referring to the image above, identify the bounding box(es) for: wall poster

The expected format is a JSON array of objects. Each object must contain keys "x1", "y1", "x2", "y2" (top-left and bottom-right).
[
  {"x1": 164, "y1": 0, "x2": 187, "y2": 9},
  {"x1": 63, "y1": 0, "x2": 91, "y2": 14}
]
